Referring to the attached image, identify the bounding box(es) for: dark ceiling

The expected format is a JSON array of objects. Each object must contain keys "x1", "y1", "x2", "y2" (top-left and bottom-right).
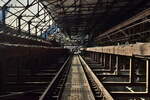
[{"x1": 41, "y1": 0, "x2": 150, "y2": 39}]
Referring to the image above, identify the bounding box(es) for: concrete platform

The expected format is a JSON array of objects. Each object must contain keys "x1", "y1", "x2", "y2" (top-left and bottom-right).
[{"x1": 61, "y1": 55, "x2": 95, "y2": 100}]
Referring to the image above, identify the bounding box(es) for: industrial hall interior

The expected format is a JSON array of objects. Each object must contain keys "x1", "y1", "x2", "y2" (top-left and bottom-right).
[{"x1": 0, "y1": 0, "x2": 150, "y2": 100}]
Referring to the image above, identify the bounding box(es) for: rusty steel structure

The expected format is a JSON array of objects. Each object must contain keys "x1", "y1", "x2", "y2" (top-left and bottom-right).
[
  {"x1": 1, "y1": 0, "x2": 150, "y2": 43},
  {"x1": 1, "y1": 0, "x2": 53, "y2": 37},
  {"x1": 95, "y1": 8, "x2": 150, "y2": 45},
  {"x1": 0, "y1": 0, "x2": 150, "y2": 100},
  {"x1": 40, "y1": 0, "x2": 150, "y2": 42},
  {"x1": 80, "y1": 43, "x2": 150, "y2": 99}
]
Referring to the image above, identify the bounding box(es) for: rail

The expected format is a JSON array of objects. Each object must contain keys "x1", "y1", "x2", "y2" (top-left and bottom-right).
[
  {"x1": 79, "y1": 55, "x2": 114, "y2": 100},
  {"x1": 39, "y1": 55, "x2": 72, "y2": 100}
]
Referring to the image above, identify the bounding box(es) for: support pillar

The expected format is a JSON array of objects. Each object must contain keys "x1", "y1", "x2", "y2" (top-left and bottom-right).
[
  {"x1": 100, "y1": 53, "x2": 103, "y2": 65},
  {"x1": 98, "y1": 53, "x2": 100, "y2": 63},
  {"x1": 105, "y1": 54, "x2": 109, "y2": 69},
  {"x1": 95, "y1": 52, "x2": 98, "y2": 62},
  {"x1": 103, "y1": 54, "x2": 106, "y2": 67},
  {"x1": 28, "y1": 21, "x2": 31, "y2": 35},
  {"x1": 94, "y1": 52, "x2": 95, "y2": 61},
  {"x1": 115, "y1": 55, "x2": 119, "y2": 75},
  {"x1": 146, "y1": 59, "x2": 150, "y2": 93},
  {"x1": 94, "y1": 52, "x2": 96, "y2": 61},
  {"x1": 18, "y1": 16, "x2": 22, "y2": 34},
  {"x1": 2, "y1": 7, "x2": 6, "y2": 25},
  {"x1": 92, "y1": 52, "x2": 94, "y2": 60},
  {"x1": 129, "y1": 57, "x2": 135, "y2": 83},
  {"x1": 102, "y1": 54, "x2": 104, "y2": 67},
  {"x1": 109, "y1": 55, "x2": 112, "y2": 71}
]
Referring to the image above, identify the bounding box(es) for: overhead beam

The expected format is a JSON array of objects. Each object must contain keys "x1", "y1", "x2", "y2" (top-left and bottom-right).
[
  {"x1": 96, "y1": 8, "x2": 150, "y2": 40},
  {"x1": 81, "y1": 43, "x2": 150, "y2": 57}
]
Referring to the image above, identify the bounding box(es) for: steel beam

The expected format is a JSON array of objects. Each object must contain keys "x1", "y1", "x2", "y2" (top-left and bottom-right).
[
  {"x1": 96, "y1": 8, "x2": 150, "y2": 40},
  {"x1": 81, "y1": 43, "x2": 150, "y2": 57}
]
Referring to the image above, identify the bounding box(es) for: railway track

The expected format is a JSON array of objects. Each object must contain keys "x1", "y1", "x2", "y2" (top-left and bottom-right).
[
  {"x1": 40, "y1": 55, "x2": 114, "y2": 100},
  {"x1": 0, "y1": 54, "x2": 114, "y2": 100}
]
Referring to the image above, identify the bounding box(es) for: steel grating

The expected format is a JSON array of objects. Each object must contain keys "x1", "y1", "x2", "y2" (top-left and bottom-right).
[{"x1": 61, "y1": 55, "x2": 95, "y2": 100}]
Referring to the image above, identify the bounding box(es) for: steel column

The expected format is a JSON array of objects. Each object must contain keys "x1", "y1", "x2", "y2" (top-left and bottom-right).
[
  {"x1": 2, "y1": 7, "x2": 6, "y2": 25},
  {"x1": 109, "y1": 54, "x2": 112, "y2": 71},
  {"x1": 146, "y1": 59, "x2": 150, "y2": 93},
  {"x1": 129, "y1": 57, "x2": 135, "y2": 83},
  {"x1": 18, "y1": 16, "x2": 21, "y2": 34},
  {"x1": 115, "y1": 55, "x2": 119, "y2": 75}
]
